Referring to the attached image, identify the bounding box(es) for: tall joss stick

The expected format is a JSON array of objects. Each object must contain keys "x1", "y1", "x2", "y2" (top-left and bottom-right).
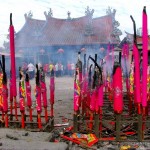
[
  {"x1": 19, "y1": 67, "x2": 26, "y2": 128},
  {"x1": 148, "y1": 73, "x2": 150, "y2": 102},
  {"x1": 89, "y1": 55, "x2": 103, "y2": 137},
  {"x1": 35, "y1": 64, "x2": 42, "y2": 129},
  {"x1": 142, "y1": 6, "x2": 148, "y2": 114},
  {"x1": 97, "y1": 66, "x2": 103, "y2": 138},
  {"x1": 40, "y1": 67, "x2": 48, "y2": 122},
  {"x1": 129, "y1": 62, "x2": 134, "y2": 115},
  {"x1": 9, "y1": 13, "x2": 17, "y2": 120},
  {"x1": 0, "y1": 61, "x2": 3, "y2": 119},
  {"x1": 131, "y1": 15, "x2": 143, "y2": 141},
  {"x1": 74, "y1": 52, "x2": 82, "y2": 111},
  {"x1": 89, "y1": 55, "x2": 97, "y2": 130},
  {"x1": 141, "y1": 6, "x2": 148, "y2": 140},
  {"x1": 73, "y1": 52, "x2": 82, "y2": 132},
  {"x1": 1, "y1": 55, "x2": 8, "y2": 127},
  {"x1": 50, "y1": 68, "x2": 55, "y2": 118},
  {"x1": 92, "y1": 54, "x2": 98, "y2": 113},
  {"x1": 130, "y1": 15, "x2": 141, "y2": 114},
  {"x1": 87, "y1": 63, "x2": 92, "y2": 130},
  {"x1": 98, "y1": 83, "x2": 103, "y2": 138},
  {"x1": 78, "y1": 52, "x2": 82, "y2": 108},
  {"x1": 82, "y1": 54, "x2": 88, "y2": 115},
  {"x1": 89, "y1": 55, "x2": 103, "y2": 111},
  {"x1": 25, "y1": 69, "x2": 32, "y2": 121},
  {"x1": 113, "y1": 53, "x2": 123, "y2": 141}
]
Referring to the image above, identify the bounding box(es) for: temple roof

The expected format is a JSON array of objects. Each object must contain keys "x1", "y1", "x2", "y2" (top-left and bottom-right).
[
  {"x1": 15, "y1": 13, "x2": 119, "y2": 48},
  {"x1": 136, "y1": 36, "x2": 150, "y2": 51},
  {"x1": 125, "y1": 31, "x2": 150, "y2": 50}
]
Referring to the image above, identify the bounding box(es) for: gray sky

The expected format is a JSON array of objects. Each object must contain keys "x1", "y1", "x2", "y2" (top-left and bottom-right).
[{"x1": 0, "y1": 0, "x2": 149, "y2": 47}]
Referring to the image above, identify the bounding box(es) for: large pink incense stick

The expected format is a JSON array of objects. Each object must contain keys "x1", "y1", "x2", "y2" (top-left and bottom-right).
[
  {"x1": 78, "y1": 52, "x2": 82, "y2": 107},
  {"x1": 19, "y1": 68, "x2": 25, "y2": 113},
  {"x1": 9, "y1": 13, "x2": 17, "y2": 120},
  {"x1": 81, "y1": 54, "x2": 87, "y2": 115},
  {"x1": 74, "y1": 52, "x2": 82, "y2": 111},
  {"x1": 50, "y1": 69, "x2": 55, "y2": 117},
  {"x1": 2, "y1": 84, "x2": 8, "y2": 113},
  {"x1": 113, "y1": 66, "x2": 123, "y2": 114},
  {"x1": 98, "y1": 84, "x2": 103, "y2": 137},
  {"x1": 133, "y1": 44, "x2": 141, "y2": 104},
  {"x1": 25, "y1": 72, "x2": 32, "y2": 121},
  {"x1": 133, "y1": 44, "x2": 141, "y2": 102},
  {"x1": 19, "y1": 67, "x2": 26, "y2": 128},
  {"x1": 41, "y1": 82, "x2": 47, "y2": 108},
  {"x1": 0, "y1": 72, "x2": 2, "y2": 111},
  {"x1": 2, "y1": 84, "x2": 8, "y2": 127},
  {"x1": 74, "y1": 68, "x2": 80, "y2": 111},
  {"x1": 40, "y1": 70, "x2": 48, "y2": 122},
  {"x1": 9, "y1": 13, "x2": 17, "y2": 97},
  {"x1": 36, "y1": 86, "x2": 42, "y2": 113},
  {"x1": 1, "y1": 55, "x2": 8, "y2": 127},
  {"x1": 142, "y1": 6, "x2": 148, "y2": 108},
  {"x1": 35, "y1": 64, "x2": 42, "y2": 129},
  {"x1": 130, "y1": 15, "x2": 142, "y2": 114}
]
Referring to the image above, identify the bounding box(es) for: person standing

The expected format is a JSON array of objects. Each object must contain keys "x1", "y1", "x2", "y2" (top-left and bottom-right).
[
  {"x1": 27, "y1": 63, "x2": 35, "y2": 79},
  {"x1": 67, "y1": 62, "x2": 71, "y2": 76},
  {"x1": 71, "y1": 62, "x2": 75, "y2": 76},
  {"x1": 55, "y1": 63, "x2": 58, "y2": 77}
]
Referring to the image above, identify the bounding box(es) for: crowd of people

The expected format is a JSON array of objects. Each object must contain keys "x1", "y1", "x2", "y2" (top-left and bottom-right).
[{"x1": 21, "y1": 62, "x2": 76, "y2": 79}]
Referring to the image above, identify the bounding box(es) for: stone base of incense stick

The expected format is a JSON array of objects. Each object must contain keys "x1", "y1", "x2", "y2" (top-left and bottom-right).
[
  {"x1": 115, "y1": 113, "x2": 121, "y2": 141},
  {"x1": 73, "y1": 113, "x2": 78, "y2": 133},
  {"x1": 94, "y1": 113, "x2": 99, "y2": 138},
  {"x1": 138, "y1": 113, "x2": 143, "y2": 141}
]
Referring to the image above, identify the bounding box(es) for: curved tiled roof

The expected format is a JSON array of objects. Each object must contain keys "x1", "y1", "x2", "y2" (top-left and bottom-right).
[
  {"x1": 15, "y1": 18, "x2": 46, "y2": 47},
  {"x1": 15, "y1": 14, "x2": 117, "y2": 48}
]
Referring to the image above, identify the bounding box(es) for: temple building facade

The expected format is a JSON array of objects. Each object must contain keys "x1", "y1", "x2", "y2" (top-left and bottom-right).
[{"x1": 12, "y1": 7, "x2": 122, "y2": 65}]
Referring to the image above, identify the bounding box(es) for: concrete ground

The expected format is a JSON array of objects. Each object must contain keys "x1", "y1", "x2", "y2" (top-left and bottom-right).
[{"x1": 0, "y1": 76, "x2": 74, "y2": 150}]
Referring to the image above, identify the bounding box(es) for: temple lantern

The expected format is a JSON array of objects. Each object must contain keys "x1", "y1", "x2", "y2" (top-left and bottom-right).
[
  {"x1": 57, "y1": 48, "x2": 64, "y2": 53},
  {"x1": 100, "y1": 47, "x2": 105, "y2": 51},
  {"x1": 81, "y1": 48, "x2": 86, "y2": 52}
]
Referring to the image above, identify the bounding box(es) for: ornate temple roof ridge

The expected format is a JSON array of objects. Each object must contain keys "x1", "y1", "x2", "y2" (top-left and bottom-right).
[{"x1": 14, "y1": 7, "x2": 121, "y2": 47}]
